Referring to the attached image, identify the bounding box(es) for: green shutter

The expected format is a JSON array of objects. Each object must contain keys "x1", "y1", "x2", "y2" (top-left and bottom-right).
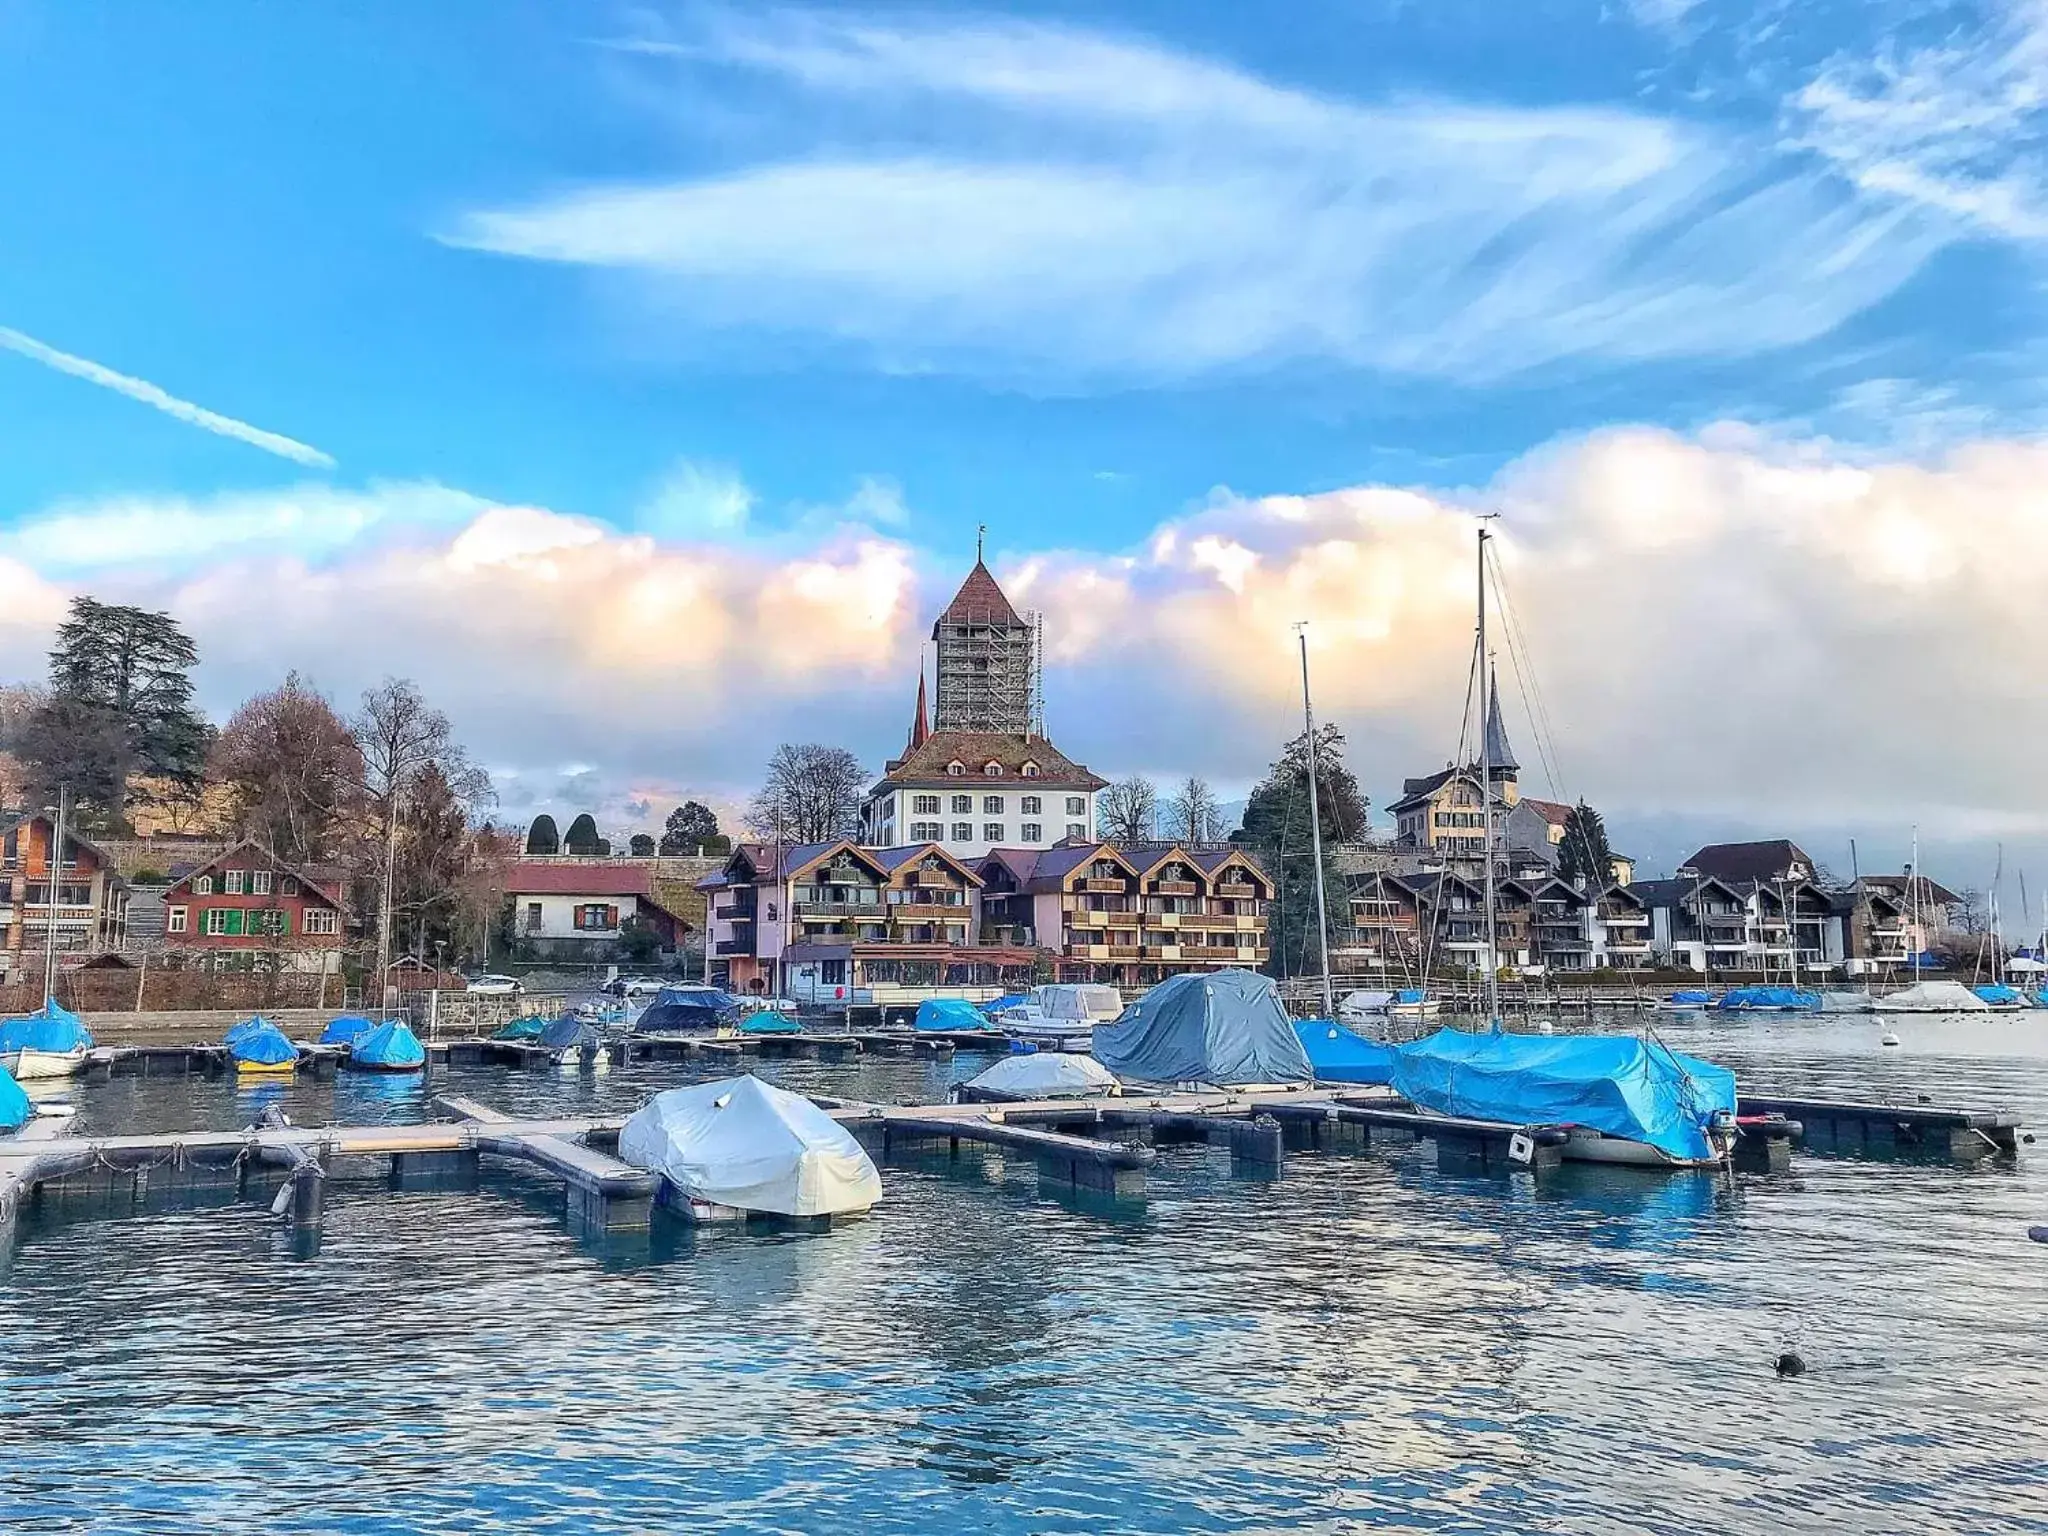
[{"x1": 225, "y1": 909, "x2": 245, "y2": 937}]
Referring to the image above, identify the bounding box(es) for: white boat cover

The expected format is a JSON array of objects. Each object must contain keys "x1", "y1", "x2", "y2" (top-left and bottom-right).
[
  {"x1": 619, "y1": 1075, "x2": 883, "y2": 1217},
  {"x1": 965, "y1": 1052, "x2": 1120, "y2": 1099},
  {"x1": 1880, "y1": 980, "x2": 1990, "y2": 1013},
  {"x1": 1027, "y1": 984, "x2": 1124, "y2": 1023},
  {"x1": 1338, "y1": 989, "x2": 1394, "y2": 1017}
]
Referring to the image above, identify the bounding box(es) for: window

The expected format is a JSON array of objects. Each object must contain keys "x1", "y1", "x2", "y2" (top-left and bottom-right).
[
  {"x1": 202, "y1": 908, "x2": 231, "y2": 936},
  {"x1": 951, "y1": 794, "x2": 973, "y2": 814},
  {"x1": 224, "y1": 869, "x2": 245, "y2": 895},
  {"x1": 303, "y1": 908, "x2": 338, "y2": 936},
  {"x1": 913, "y1": 794, "x2": 941, "y2": 815},
  {"x1": 193, "y1": 875, "x2": 214, "y2": 896},
  {"x1": 281, "y1": 877, "x2": 299, "y2": 897},
  {"x1": 947, "y1": 761, "x2": 965, "y2": 776},
  {"x1": 524, "y1": 902, "x2": 543, "y2": 933},
  {"x1": 1066, "y1": 822, "x2": 1086, "y2": 840},
  {"x1": 1022, "y1": 823, "x2": 1043, "y2": 843},
  {"x1": 1066, "y1": 796, "x2": 1086, "y2": 816},
  {"x1": 984, "y1": 823, "x2": 1004, "y2": 842},
  {"x1": 983, "y1": 795, "x2": 1003, "y2": 814},
  {"x1": 910, "y1": 821, "x2": 943, "y2": 841},
  {"x1": 1022, "y1": 761, "x2": 1039, "y2": 777},
  {"x1": 1020, "y1": 795, "x2": 1041, "y2": 815},
  {"x1": 574, "y1": 903, "x2": 619, "y2": 931},
  {"x1": 166, "y1": 905, "x2": 188, "y2": 935},
  {"x1": 251, "y1": 870, "x2": 273, "y2": 896},
  {"x1": 951, "y1": 822, "x2": 973, "y2": 842},
  {"x1": 254, "y1": 910, "x2": 289, "y2": 937}
]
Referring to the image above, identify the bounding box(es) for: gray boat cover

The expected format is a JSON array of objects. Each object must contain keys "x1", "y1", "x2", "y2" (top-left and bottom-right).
[
  {"x1": 1092, "y1": 969, "x2": 1313, "y2": 1085},
  {"x1": 965, "y1": 1052, "x2": 1120, "y2": 1099},
  {"x1": 619, "y1": 1075, "x2": 883, "y2": 1217}
]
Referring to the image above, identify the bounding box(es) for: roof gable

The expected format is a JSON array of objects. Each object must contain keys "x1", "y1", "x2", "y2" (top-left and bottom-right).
[
  {"x1": 937, "y1": 560, "x2": 1022, "y2": 627},
  {"x1": 165, "y1": 838, "x2": 341, "y2": 904}
]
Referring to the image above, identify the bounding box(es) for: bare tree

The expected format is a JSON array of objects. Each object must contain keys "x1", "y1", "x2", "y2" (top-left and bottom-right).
[
  {"x1": 211, "y1": 672, "x2": 363, "y2": 862},
  {"x1": 1098, "y1": 775, "x2": 1158, "y2": 845},
  {"x1": 1164, "y1": 776, "x2": 1222, "y2": 845},
  {"x1": 352, "y1": 678, "x2": 490, "y2": 1004},
  {"x1": 744, "y1": 744, "x2": 866, "y2": 845}
]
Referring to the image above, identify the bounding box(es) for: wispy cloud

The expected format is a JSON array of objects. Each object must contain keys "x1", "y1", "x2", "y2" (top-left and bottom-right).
[
  {"x1": 0, "y1": 325, "x2": 335, "y2": 468},
  {"x1": 450, "y1": 8, "x2": 1949, "y2": 387}
]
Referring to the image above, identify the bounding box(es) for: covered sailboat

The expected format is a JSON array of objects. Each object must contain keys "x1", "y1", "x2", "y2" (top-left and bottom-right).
[
  {"x1": 1880, "y1": 979, "x2": 1990, "y2": 1013},
  {"x1": 634, "y1": 985, "x2": 742, "y2": 1035},
  {"x1": 1389, "y1": 1027, "x2": 1738, "y2": 1168},
  {"x1": 1715, "y1": 986, "x2": 1820, "y2": 1013},
  {"x1": 319, "y1": 1013, "x2": 377, "y2": 1046},
  {"x1": 349, "y1": 1019, "x2": 426, "y2": 1071},
  {"x1": 1092, "y1": 969, "x2": 1313, "y2": 1086},
  {"x1": 0, "y1": 1063, "x2": 30, "y2": 1131},
  {"x1": 1294, "y1": 1018, "x2": 1398, "y2": 1085},
  {"x1": 0, "y1": 1001, "x2": 93, "y2": 1079},
  {"x1": 619, "y1": 1075, "x2": 882, "y2": 1219},
  {"x1": 225, "y1": 1015, "x2": 299, "y2": 1074},
  {"x1": 958, "y1": 1051, "x2": 1120, "y2": 1103}
]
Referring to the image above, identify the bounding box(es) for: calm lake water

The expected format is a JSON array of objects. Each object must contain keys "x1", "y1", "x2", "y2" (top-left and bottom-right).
[{"x1": 3, "y1": 1011, "x2": 2047, "y2": 1534}]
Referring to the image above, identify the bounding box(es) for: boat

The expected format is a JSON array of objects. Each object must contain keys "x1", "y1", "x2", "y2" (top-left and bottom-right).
[
  {"x1": 634, "y1": 985, "x2": 743, "y2": 1035},
  {"x1": 348, "y1": 1019, "x2": 426, "y2": 1071},
  {"x1": 1389, "y1": 1026, "x2": 1739, "y2": 1169},
  {"x1": 1971, "y1": 983, "x2": 2028, "y2": 1011},
  {"x1": 1714, "y1": 985, "x2": 1821, "y2": 1013},
  {"x1": 319, "y1": 1013, "x2": 378, "y2": 1046},
  {"x1": 1388, "y1": 987, "x2": 1442, "y2": 1020},
  {"x1": 1337, "y1": 989, "x2": 1393, "y2": 1018},
  {"x1": 1293, "y1": 1018, "x2": 1398, "y2": 1085},
  {"x1": 493, "y1": 1014, "x2": 547, "y2": 1041},
  {"x1": 0, "y1": 1063, "x2": 31, "y2": 1132},
  {"x1": 956, "y1": 1052, "x2": 1120, "y2": 1103},
  {"x1": 539, "y1": 1013, "x2": 603, "y2": 1065},
  {"x1": 1878, "y1": 979, "x2": 1990, "y2": 1014},
  {"x1": 618, "y1": 1074, "x2": 883, "y2": 1219},
  {"x1": 1092, "y1": 969, "x2": 1313, "y2": 1087},
  {"x1": 737, "y1": 1010, "x2": 803, "y2": 1035},
  {"x1": 1656, "y1": 989, "x2": 1715, "y2": 1012},
  {"x1": 224, "y1": 1016, "x2": 299, "y2": 1075},
  {"x1": 0, "y1": 1001, "x2": 93, "y2": 1080},
  {"x1": 914, "y1": 997, "x2": 1000, "y2": 1034},
  {"x1": 1815, "y1": 989, "x2": 1877, "y2": 1014},
  {"x1": 977, "y1": 993, "x2": 1027, "y2": 1019},
  {"x1": 995, "y1": 983, "x2": 1124, "y2": 1046}
]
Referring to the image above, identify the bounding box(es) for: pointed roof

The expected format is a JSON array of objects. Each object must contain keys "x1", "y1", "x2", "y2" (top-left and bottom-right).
[
  {"x1": 936, "y1": 560, "x2": 1022, "y2": 628},
  {"x1": 1483, "y1": 667, "x2": 1518, "y2": 774},
  {"x1": 907, "y1": 665, "x2": 930, "y2": 752}
]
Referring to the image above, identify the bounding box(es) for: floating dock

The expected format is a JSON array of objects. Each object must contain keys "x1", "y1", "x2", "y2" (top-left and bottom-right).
[{"x1": 1738, "y1": 1093, "x2": 2022, "y2": 1159}]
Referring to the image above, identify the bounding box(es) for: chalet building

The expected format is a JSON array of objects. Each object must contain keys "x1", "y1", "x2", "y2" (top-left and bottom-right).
[
  {"x1": 860, "y1": 560, "x2": 1106, "y2": 862},
  {"x1": 160, "y1": 840, "x2": 346, "y2": 972},
  {"x1": 1333, "y1": 871, "x2": 1424, "y2": 972},
  {"x1": 0, "y1": 812, "x2": 129, "y2": 965},
  {"x1": 698, "y1": 839, "x2": 1027, "y2": 1000},
  {"x1": 977, "y1": 842, "x2": 1272, "y2": 986},
  {"x1": 1332, "y1": 866, "x2": 1650, "y2": 975},
  {"x1": 505, "y1": 860, "x2": 690, "y2": 963},
  {"x1": 1857, "y1": 873, "x2": 1964, "y2": 953}
]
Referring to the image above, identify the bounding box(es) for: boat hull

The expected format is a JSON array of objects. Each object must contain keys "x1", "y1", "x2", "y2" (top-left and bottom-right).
[
  {"x1": 4, "y1": 1045, "x2": 87, "y2": 1080},
  {"x1": 1560, "y1": 1126, "x2": 1729, "y2": 1170},
  {"x1": 232, "y1": 1057, "x2": 298, "y2": 1076}
]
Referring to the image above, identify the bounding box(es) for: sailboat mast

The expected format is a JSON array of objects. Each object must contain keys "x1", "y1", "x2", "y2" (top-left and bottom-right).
[
  {"x1": 1297, "y1": 626, "x2": 1335, "y2": 1019},
  {"x1": 1478, "y1": 526, "x2": 1500, "y2": 1028},
  {"x1": 44, "y1": 785, "x2": 64, "y2": 1005},
  {"x1": 1910, "y1": 826, "x2": 1922, "y2": 984}
]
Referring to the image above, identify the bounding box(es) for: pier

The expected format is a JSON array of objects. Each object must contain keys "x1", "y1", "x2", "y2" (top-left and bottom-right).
[{"x1": 1738, "y1": 1093, "x2": 2022, "y2": 1159}]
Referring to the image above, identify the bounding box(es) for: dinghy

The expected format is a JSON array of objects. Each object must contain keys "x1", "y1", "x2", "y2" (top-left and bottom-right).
[
  {"x1": 0, "y1": 1062, "x2": 31, "y2": 1132},
  {"x1": 225, "y1": 1016, "x2": 299, "y2": 1075},
  {"x1": 1879, "y1": 980, "x2": 1990, "y2": 1014},
  {"x1": 318, "y1": 1014, "x2": 377, "y2": 1046},
  {"x1": 1389, "y1": 1027, "x2": 1739, "y2": 1169},
  {"x1": 348, "y1": 1019, "x2": 426, "y2": 1071},
  {"x1": 957, "y1": 1051, "x2": 1120, "y2": 1103},
  {"x1": 1293, "y1": 1018, "x2": 1398, "y2": 1086},
  {"x1": 619, "y1": 1075, "x2": 883, "y2": 1220},
  {"x1": 0, "y1": 1002, "x2": 93, "y2": 1080}
]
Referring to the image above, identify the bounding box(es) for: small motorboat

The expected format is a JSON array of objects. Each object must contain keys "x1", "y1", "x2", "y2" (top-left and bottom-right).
[
  {"x1": 1815, "y1": 990, "x2": 1876, "y2": 1014},
  {"x1": 1337, "y1": 989, "x2": 1394, "y2": 1019},
  {"x1": 494, "y1": 1014, "x2": 547, "y2": 1041},
  {"x1": 225, "y1": 1016, "x2": 300, "y2": 1075},
  {"x1": 1293, "y1": 1018, "x2": 1397, "y2": 1085},
  {"x1": 1655, "y1": 989, "x2": 1715, "y2": 1013},
  {"x1": 619, "y1": 1075, "x2": 883, "y2": 1220},
  {"x1": 0, "y1": 1002, "x2": 93, "y2": 1080},
  {"x1": 956, "y1": 1052, "x2": 1120, "y2": 1103},
  {"x1": 1714, "y1": 986, "x2": 1821, "y2": 1014},
  {"x1": 539, "y1": 1013, "x2": 603, "y2": 1066},
  {"x1": 737, "y1": 1010, "x2": 803, "y2": 1035},
  {"x1": 318, "y1": 1014, "x2": 378, "y2": 1047},
  {"x1": 1388, "y1": 988, "x2": 1442, "y2": 1020},
  {"x1": 994, "y1": 983, "x2": 1123, "y2": 1048},
  {"x1": 348, "y1": 1019, "x2": 426, "y2": 1072},
  {"x1": 1971, "y1": 983, "x2": 2028, "y2": 1011},
  {"x1": 1878, "y1": 980, "x2": 1990, "y2": 1014},
  {"x1": 634, "y1": 985, "x2": 744, "y2": 1035},
  {"x1": 914, "y1": 997, "x2": 1001, "y2": 1035}
]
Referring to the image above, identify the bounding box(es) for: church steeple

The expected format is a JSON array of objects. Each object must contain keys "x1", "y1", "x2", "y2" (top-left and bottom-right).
[
  {"x1": 907, "y1": 653, "x2": 931, "y2": 752},
  {"x1": 1483, "y1": 665, "x2": 1518, "y2": 778}
]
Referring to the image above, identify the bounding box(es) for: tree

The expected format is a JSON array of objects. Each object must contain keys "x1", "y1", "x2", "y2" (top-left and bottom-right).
[
  {"x1": 660, "y1": 801, "x2": 722, "y2": 856},
  {"x1": 525, "y1": 814, "x2": 560, "y2": 855},
  {"x1": 563, "y1": 813, "x2": 603, "y2": 855},
  {"x1": 629, "y1": 833, "x2": 656, "y2": 857},
  {"x1": 209, "y1": 672, "x2": 362, "y2": 863},
  {"x1": 23, "y1": 597, "x2": 210, "y2": 825},
  {"x1": 1098, "y1": 775, "x2": 1158, "y2": 844},
  {"x1": 1557, "y1": 801, "x2": 1616, "y2": 890},
  {"x1": 0, "y1": 683, "x2": 46, "y2": 807},
  {"x1": 744, "y1": 744, "x2": 865, "y2": 844},
  {"x1": 1164, "y1": 776, "x2": 1222, "y2": 845},
  {"x1": 15, "y1": 696, "x2": 129, "y2": 819},
  {"x1": 353, "y1": 678, "x2": 491, "y2": 1005},
  {"x1": 1233, "y1": 726, "x2": 1369, "y2": 979}
]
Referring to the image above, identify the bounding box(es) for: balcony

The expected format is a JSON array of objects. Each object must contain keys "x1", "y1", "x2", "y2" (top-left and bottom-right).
[
  {"x1": 796, "y1": 902, "x2": 876, "y2": 920},
  {"x1": 714, "y1": 901, "x2": 754, "y2": 921},
  {"x1": 1079, "y1": 878, "x2": 1127, "y2": 893},
  {"x1": 1070, "y1": 908, "x2": 1114, "y2": 928},
  {"x1": 1145, "y1": 944, "x2": 1183, "y2": 960},
  {"x1": 889, "y1": 902, "x2": 967, "y2": 921},
  {"x1": 1156, "y1": 912, "x2": 1181, "y2": 930},
  {"x1": 1599, "y1": 911, "x2": 1650, "y2": 926},
  {"x1": 715, "y1": 939, "x2": 755, "y2": 955},
  {"x1": 1150, "y1": 880, "x2": 1198, "y2": 897},
  {"x1": 1215, "y1": 883, "x2": 1256, "y2": 899}
]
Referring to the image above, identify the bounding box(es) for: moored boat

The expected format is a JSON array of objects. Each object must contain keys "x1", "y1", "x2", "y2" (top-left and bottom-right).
[
  {"x1": 1293, "y1": 1018, "x2": 1398, "y2": 1085},
  {"x1": 0, "y1": 1062, "x2": 31, "y2": 1132},
  {"x1": 1092, "y1": 969, "x2": 1313, "y2": 1087},
  {"x1": 1971, "y1": 983, "x2": 2028, "y2": 1011},
  {"x1": 318, "y1": 1013, "x2": 378, "y2": 1047},
  {"x1": 348, "y1": 1019, "x2": 426, "y2": 1071},
  {"x1": 737, "y1": 1010, "x2": 802, "y2": 1035},
  {"x1": 539, "y1": 1013, "x2": 603, "y2": 1065},
  {"x1": 224, "y1": 1016, "x2": 299, "y2": 1075},
  {"x1": 957, "y1": 1051, "x2": 1120, "y2": 1103},
  {"x1": 1388, "y1": 988, "x2": 1442, "y2": 1020},
  {"x1": 0, "y1": 1002, "x2": 93, "y2": 1080},
  {"x1": 633, "y1": 985, "x2": 743, "y2": 1035},
  {"x1": 1655, "y1": 989, "x2": 1715, "y2": 1012},
  {"x1": 915, "y1": 997, "x2": 1000, "y2": 1034},
  {"x1": 1714, "y1": 985, "x2": 1821, "y2": 1014},
  {"x1": 995, "y1": 983, "x2": 1123, "y2": 1047},
  {"x1": 619, "y1": 1074, "x2": 883, "y2": 1219},
  {"x1": 1879, "y1": 979, "x2": 1990, "y2": 1014}
]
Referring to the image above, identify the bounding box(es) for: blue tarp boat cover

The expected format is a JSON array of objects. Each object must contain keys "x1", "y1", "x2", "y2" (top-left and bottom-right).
[
  {"x1": 979, "y1": 994, "x2": 1027, "y2": 1017},
  {"x1": 495, "y1": 1014, "x2": 547, "y2": 1040},
  {"x1": 0, "y1": 1000, "x2": 92, "y2": 1054},
  {"x1": 740, "y1": 1011, "x2": 803, "y2": 1035},
  {"x1": 350, "y1": 1019, "x2": 425, "y2": 1069},
  {"x1": 1715, "y1": 986, "x2": 1820, "y2": 1012},
  {"x1": 1293, "y1": 1019, "x2": 1398, "y2": 1085},
  {"x1": 1973, "y1": 984, "x2": 2025, "y2": 1006},
  {"x1": 540, "y1": 1014, "x2": 601, "y2": 1052},
  {"x1": 916, "y1": 997, "x2": 996, "y2": 1032},
  {"x1": 0, "y1": 1064, "x2": 29, "y2": 1130},
  {"x1": 224, "y1": 1015, "x2": 297, "y2": 1066},
  {"x1": 319, "y1": 1013, "x2": 377, "y2": 1045},
  {"x1": 1092, "y1": 969, "x2": 1313, "y2": 1085},
  {"x1": 636, "y1": 987, "x2": 742, "y2": 1034},
  {"x1": 1395, "y1": 988, "x2": 1430, "y2": 1005},
  {"x1": 1390, "y1": 1028, "x2": 1737, "y2": 1163},
  {"x1": 1668, "y1": 990, "x2": 1713, "y2": 1007}
]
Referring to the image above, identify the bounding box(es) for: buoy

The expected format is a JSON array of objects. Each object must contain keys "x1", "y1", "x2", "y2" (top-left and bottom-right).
[
  {"x1": 1775, "y1": 1351, "x2": 1806, "y2": 1378},
  {"x1": 1880, "y1": 1032, "x2": 1900, "y2": 1047},
  {"x1": 1535, "y1": 1019, "x2": 1555, "y2": 1035}
]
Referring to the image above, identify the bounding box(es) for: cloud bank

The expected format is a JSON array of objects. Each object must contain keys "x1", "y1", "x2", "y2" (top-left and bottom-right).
[{"x1": 4, "y1": 425, "x2": 2046, "y2": 845}]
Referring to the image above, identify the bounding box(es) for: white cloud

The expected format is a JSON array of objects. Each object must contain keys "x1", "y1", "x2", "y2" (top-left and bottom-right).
[
  {"x1": 1625, "y1": 0, "x2": 1703, "y2": 30},
  {"x1": 643, "y1": 459, "x2": 755, "y2": 538},
  {"x1": 0, "y1": 326, "x2": 335, "y2": 469},
  {"x1": 448, "y1": 9, "x2": 1948, "y2": 384},
  {"x1": 12, "y1": 427, "x2": 2048, "y2": 844},
  {"x1": 1786, "y1": 0, "x2": 2048, "y2": 239}
]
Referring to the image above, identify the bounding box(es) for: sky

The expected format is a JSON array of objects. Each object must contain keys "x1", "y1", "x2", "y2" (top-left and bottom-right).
[{"x1": 1, "y1": 0, "x2": 2046, "y2": 895}]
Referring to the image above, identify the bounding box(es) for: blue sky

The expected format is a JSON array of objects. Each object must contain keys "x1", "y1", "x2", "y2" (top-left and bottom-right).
[{"x1": 1, "y1": 0, "x2": 2045, "y2": 879}]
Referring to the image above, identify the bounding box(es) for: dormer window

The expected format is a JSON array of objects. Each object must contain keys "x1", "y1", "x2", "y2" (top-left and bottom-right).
[
  {"x1": 1021, "y1": 761, "x2": 1039, "y2": 777},
  {"x1": 947, "y1": 761, "x2": 965, "y2": 776},
  {"x1": 983, "y1": 762, "x2": 1002, "y2": 776}
]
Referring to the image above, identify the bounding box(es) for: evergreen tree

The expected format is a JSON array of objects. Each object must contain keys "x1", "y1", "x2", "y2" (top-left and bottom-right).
[
  {"x1": 525, "y1": 814, "x2": 560, "y2": 855},
  {"x1": 563, "y1": 813, "x2": 603, "y2": 855},
  {"x1": 1233, "y1": 725, "x2": 1370, "y2": 979},
  {"x1": 1557, "y1": 801, "x2": 1615, "y2": 889},
  {"x1": 660, "y1": 801, "x2": 722, "y2": 855},
  {"x1": 629, "y1": 833, "x2": 656, "y2": 857}
]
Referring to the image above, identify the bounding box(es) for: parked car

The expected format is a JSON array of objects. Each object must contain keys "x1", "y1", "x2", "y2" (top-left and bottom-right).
[
  {"x1": 466, "y1": 974, "x2": 525, "y2": 996},
  {"x1": 603, "y1": 976, "x2": 669, "y2": 1000}
]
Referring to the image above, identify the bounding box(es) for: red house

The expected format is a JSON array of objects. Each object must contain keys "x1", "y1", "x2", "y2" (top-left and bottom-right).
[{"x1": 161, "y1": 840, "x2": 350, "y2": 972}]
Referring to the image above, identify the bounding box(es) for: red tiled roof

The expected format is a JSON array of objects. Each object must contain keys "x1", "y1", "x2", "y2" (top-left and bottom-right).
[
  {"x1": 504, "y1": 861, "x2": 663, "y2": 897},
  {"x1": 1521, "y1": 797, "x2": 1574, "y2": 828},
  {"x1": 878, "y1": 730, "x2": 1105, "y2": 789},
  {"x1": 937, "y1": 560, "x2": 1021, "y2": 627}
]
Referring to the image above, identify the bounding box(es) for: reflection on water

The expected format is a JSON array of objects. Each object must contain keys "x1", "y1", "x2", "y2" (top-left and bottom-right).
[{"x1": 2, "y1": 1017, "x2": 2047, "y2": 1533}]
